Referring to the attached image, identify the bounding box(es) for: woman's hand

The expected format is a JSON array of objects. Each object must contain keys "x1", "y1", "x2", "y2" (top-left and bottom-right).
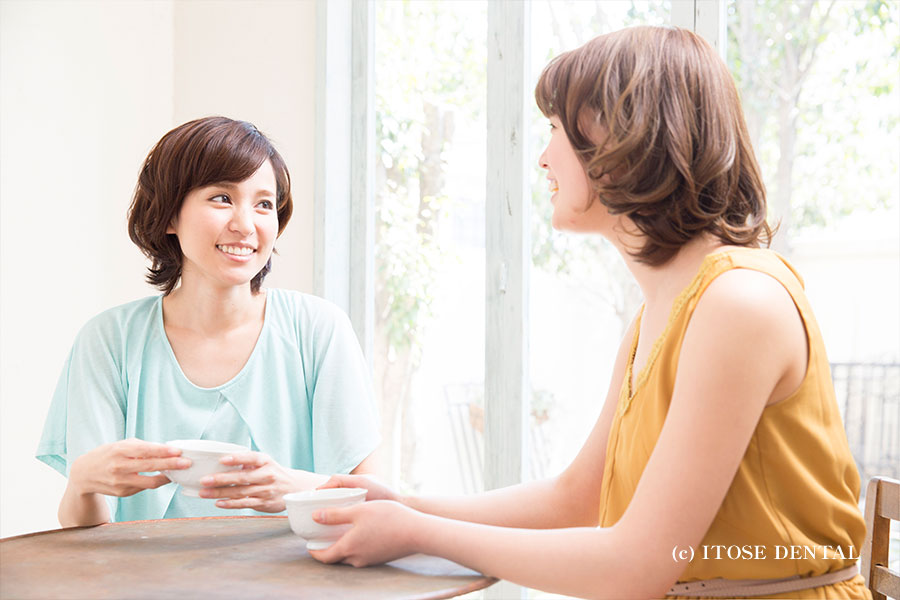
[
  {"x1": 317, "y1": 473, "x2": 400, "y2": 503},
  {"x1": 69, "y1": 438, "x2": 189, "y2": 498},
  {"x1": 308, "y1": 500, "x2": 422, "y2": 567},
  {"x1": 198, "y1": 451, "x2": 320, "y2": 513}
]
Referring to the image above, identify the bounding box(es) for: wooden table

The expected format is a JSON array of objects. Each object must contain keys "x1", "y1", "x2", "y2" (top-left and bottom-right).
[{"x1": 0, "y1": 516, "x2": 496, "y2": 599}]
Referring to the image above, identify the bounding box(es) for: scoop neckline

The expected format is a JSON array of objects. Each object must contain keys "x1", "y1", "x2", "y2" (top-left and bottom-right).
[
  {"x1": 155, "y1": 288, "x2": 273, "y2": 392},
  {"x1": 622, "y1": 250, "x2": 736, "y2": 411}
]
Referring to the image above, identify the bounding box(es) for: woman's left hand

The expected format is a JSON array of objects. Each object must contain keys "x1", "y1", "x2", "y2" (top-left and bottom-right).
[
  {"x1": 198, "y1": 451, "x2": 307, "y2": 513},
  {"x1": 308, "y1": 500, "x2": 421, "y2": 567}
]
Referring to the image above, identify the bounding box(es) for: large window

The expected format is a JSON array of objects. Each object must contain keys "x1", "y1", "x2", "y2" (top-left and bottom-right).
[
  {"x1": 318, "y1": 0, "x2": 899, "y2": 593},
  {"x1": 373, "y1": 0, "x2": 487, "y2": 494}
]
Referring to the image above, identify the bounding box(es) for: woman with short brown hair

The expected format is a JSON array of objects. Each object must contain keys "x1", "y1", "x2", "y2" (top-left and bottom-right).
[
  {"x1": 37, "y1": 116, "x2": 380, "y2": 527},
  {"x1": 304, "y1": 27, "x2": 869, "y2": 600}
]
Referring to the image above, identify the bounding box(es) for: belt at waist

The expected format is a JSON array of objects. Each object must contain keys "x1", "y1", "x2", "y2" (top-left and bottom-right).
[{"x1": 666, "y1": 564, "x2": 859, "y2": 598}]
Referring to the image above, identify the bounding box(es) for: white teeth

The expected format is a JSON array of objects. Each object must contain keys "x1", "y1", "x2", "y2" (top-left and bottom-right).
[{"x1": 217, "y1": 245, "x2": 254, "y2": 256}]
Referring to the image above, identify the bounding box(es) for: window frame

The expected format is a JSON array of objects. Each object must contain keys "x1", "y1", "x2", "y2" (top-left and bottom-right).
[{"x1": 313, "y1": 0, "x2": 375, "y2": 367}]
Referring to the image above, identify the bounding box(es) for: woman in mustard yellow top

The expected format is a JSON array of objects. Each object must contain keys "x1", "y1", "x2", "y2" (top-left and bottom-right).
[{"x1": 302, "y1": 26, "x2": 871, "y2": 599}]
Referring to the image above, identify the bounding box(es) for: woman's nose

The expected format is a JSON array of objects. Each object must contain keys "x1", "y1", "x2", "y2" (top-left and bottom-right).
[
  {"x1": 229, "y1": 207, "x2": 254, "y2": 235},
  {"x1": 538, "y1": 148, "x2": 549, "y2": 169}
]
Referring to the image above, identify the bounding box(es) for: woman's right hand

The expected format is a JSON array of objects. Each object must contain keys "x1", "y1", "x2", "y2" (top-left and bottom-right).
[
  {"x1": 317, "y1": 474, "x2": 400, "y2": 503},
  {"x1": 69, "y1": 438, "x2": 190, "y2": 498}
]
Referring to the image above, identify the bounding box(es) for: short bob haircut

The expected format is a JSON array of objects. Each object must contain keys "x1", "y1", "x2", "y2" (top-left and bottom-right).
[
  {"x1": 535, "y1": 26, "x2": 771, "y2": 266},
  {"x1": 128, "y1": 116, "x2": 292, "y2": 294}
]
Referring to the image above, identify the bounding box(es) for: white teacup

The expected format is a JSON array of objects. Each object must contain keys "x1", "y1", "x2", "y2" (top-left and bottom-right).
[
  {"x1": 162, "y1": 439, "x2": 249, "y2": 497},
  {"x1": 284, "y1": 488, "x2": 367, "y2": 550}
]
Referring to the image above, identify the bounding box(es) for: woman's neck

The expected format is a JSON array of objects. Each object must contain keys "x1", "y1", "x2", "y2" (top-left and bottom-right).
[
  {"x1": 162, "y1": 278, "x2": 265, "y2": 336},
  {"x1": 608, "y1": 219, "x2": 731, "y2": 311}
]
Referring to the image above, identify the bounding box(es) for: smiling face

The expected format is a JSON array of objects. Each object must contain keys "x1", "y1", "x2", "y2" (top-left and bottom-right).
[
  {"x1": 167, "y1": 160, "x2": 278, "y2": 291},
  {"x1": 539, "y1": 116, "x2": 609, "y2": 233}
]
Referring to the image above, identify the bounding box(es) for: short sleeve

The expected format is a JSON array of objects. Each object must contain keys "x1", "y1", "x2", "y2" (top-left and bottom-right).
[
  {"x1": 36, "y1": 315, "x2": 128, "y2": 518},
  {"x1": 307, "y1": 304, "x2": 381, "y2": 475}
]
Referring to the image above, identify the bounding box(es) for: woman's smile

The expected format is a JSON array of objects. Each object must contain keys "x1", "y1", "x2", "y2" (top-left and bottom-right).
[
  {"x1": 548, "y1": 177, "x2": 559, "y2": 202},
  {"x1": 216, "y1": 244, "x2": 257, "y2": 260}
]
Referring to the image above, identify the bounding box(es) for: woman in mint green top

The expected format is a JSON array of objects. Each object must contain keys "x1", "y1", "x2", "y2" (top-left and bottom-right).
[{"x1": 36, "y1": 117, "x2": 380, "y2": 526}]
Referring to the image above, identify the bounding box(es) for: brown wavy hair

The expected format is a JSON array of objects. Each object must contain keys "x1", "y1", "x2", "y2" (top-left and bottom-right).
[
  {"x1": 535, "y1": 26, "x2": 771, "y2": 265},
  {"x1": 128, "y1": 116, "x2": 292, "y2": 294}
]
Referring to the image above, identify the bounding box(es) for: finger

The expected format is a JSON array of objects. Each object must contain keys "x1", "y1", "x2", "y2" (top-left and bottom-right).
[
  {"x1": 144, "y1": 474, "x2": 174, "y2": 489},
  {"x1": 213, "y1": 497, "x2": 279, "y2": 511},
  {"x1": 343, "y1": 557, "x2": 369, "y2": 569},
  {"x1": 308, "y1": 542, "x2": 348, "y2": 564},
  {"x1": 312, "y1": 506, "x2": 354, "y2": 526},
  {"x1": 118, "y1": 439, "x2": 183, "y2": 459},
  {"x1": 106, "y1": 487, "x2": 144, "y2": 498},
  {"x1": 316, "y1": 474, "x2": 353, "y2": 490},
  {"x1": 119, "y1": 438, "x2": 179, "y2": 455},
  {"x1": 214, "y1": 497, "x2": 260, "y2": 509},
  {"x1": 199, "y1": 470, "x2": 274, "y2": 488},
  {"x1": 117, "y1": 457, "x2": 191, "y2": 474},
  {"x1": 198, "y1": 484, "x2": 272, "y2": 500},
  {"x1": 126, "y1": 473, "x2": 172, "y2": 490},
  {"x1": 220, "y1": 452, "x2": 268, "y2": 467}
]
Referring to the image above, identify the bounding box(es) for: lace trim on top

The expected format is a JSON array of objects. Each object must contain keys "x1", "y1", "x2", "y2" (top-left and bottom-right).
[{"x1": 620, "y1": 251, "x2": 733, "y2": 415}]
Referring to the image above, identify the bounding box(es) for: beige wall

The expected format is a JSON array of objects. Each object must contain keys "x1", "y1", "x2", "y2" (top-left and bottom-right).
[
  {"x1": 172, "y1": 0, "x2": 316, "y2": 294},
  {"x1": 0, "y1": 0, "x2": 316, "y2": 537}
]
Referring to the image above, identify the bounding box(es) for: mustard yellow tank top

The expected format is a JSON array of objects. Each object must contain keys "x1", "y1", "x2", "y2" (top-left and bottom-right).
[{"x1": 598, "y1": 248, "x2": 870, "y2": 599}]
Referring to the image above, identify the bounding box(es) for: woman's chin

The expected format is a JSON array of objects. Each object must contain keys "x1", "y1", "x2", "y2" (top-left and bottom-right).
[
  {"x1": 550, "y1": 212, "x2": 577, "y2": 233},
  {"x1": 550, "y1": 211, "x2": 565, "y2": 231}
]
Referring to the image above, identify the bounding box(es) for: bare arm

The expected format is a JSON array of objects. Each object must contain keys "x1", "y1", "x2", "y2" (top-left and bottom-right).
[
  {"x1": 313, "y1": 271, "x2": 806, "y2": 598},
  {"x1": 400, "y1": 411, "x2": 612, "y2": 529},
  {"x1": 322, "y1": 317, "x2": 637, "y2": 530},
  {"x1": 350, "y1": 450, "x2": 378, "y2": 475},
  {"x1": 59, "y1": 439, "x2": 188, "y2": 527},
  {"x1": 58, "y1": 479, "x2": 111, "y2": 528}
]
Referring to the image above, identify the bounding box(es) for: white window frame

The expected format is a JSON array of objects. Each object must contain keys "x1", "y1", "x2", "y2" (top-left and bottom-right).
[
  {"x1": 314, "y1": 0, "x2": 375, "y2": 367},
  {"x1": 484, "y1": 3, "x2": 531, "y2": 596},
  {"x1": 314, "y1": 2, "x2": 724, "y2": 596},
  {"x1": 485, "y1": 0, "x2": 531, "y2": 494},
  {"x1": 673, "y1": 0, "x2": 726, "y2": 58}
]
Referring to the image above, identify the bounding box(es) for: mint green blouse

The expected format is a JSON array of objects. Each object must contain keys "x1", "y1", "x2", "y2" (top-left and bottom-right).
[{"x1": 36, "y1": 289, "x2": 380, "y2": 522}]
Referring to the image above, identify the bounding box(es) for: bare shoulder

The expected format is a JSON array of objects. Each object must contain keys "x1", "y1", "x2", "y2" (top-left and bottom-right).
[
  {"x1": 694, "y1": 267, "x2": 799, "y2": 332},
  {"x1": 685, "y1": 267, "x2": 807, "y2": 402}
]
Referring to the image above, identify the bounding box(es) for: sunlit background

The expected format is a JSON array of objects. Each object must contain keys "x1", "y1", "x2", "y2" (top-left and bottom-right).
[
  {"x1": 371, "y1": 0, "x2": 897, "y2": 493},
  {"x1": 2, "y1": 2, "x2": 897, "y2": 591},
  {"x1": 369, "y1": 3, "x2": 897, "y2": 596}
]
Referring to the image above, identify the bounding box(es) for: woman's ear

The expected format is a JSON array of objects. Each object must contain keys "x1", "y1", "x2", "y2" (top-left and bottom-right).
[{"x1": 166, "y1": 219, "x2": 177, "y2": 235}]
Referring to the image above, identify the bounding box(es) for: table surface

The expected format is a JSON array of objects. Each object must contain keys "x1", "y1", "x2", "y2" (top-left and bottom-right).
[{"x1": 0, "y1": 516, "x2": 496, "y2": 600}]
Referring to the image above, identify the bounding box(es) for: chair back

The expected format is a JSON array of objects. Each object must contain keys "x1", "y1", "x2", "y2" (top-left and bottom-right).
[{"x1": 860, "y1": 476, "x2": 900, "y2": 600}]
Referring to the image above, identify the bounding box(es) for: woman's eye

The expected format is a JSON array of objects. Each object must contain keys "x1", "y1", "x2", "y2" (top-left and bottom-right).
[
  {"x1": 258, "y1": 200, "x2": 274, "y2": 210},
  {"x1": 210, "y1": 194, "x2": 231, "y2": 204}
]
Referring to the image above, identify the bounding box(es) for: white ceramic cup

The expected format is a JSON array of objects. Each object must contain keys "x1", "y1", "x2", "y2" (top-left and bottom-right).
[
  {"x1": 284, "y1": 488, "x2": 367, "y2": 550},
  {"x1": 162, "y1": 439, "x2": 249, "y2": 497}
]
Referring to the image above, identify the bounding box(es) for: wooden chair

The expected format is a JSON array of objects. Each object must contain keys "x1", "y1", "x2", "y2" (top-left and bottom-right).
[{"x1": 860, "y1": 476, "x2": 900, "y2": 600}]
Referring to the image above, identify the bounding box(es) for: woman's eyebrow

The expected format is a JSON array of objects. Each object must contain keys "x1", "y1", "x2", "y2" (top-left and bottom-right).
[{"x1": 207, "y1": 182, "x2": 276, "y2": 196}]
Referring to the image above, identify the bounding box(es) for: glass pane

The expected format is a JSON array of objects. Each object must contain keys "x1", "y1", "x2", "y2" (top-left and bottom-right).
[
  {"x1": 527, "y1": 1, "x2": 669, "y2": 483},
  {"x1": 726, "y1": 0, "x2": 899, "y2": 483},
  {"x1": 374, "y1": 0, "x2": 487, "y2": 495}
]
